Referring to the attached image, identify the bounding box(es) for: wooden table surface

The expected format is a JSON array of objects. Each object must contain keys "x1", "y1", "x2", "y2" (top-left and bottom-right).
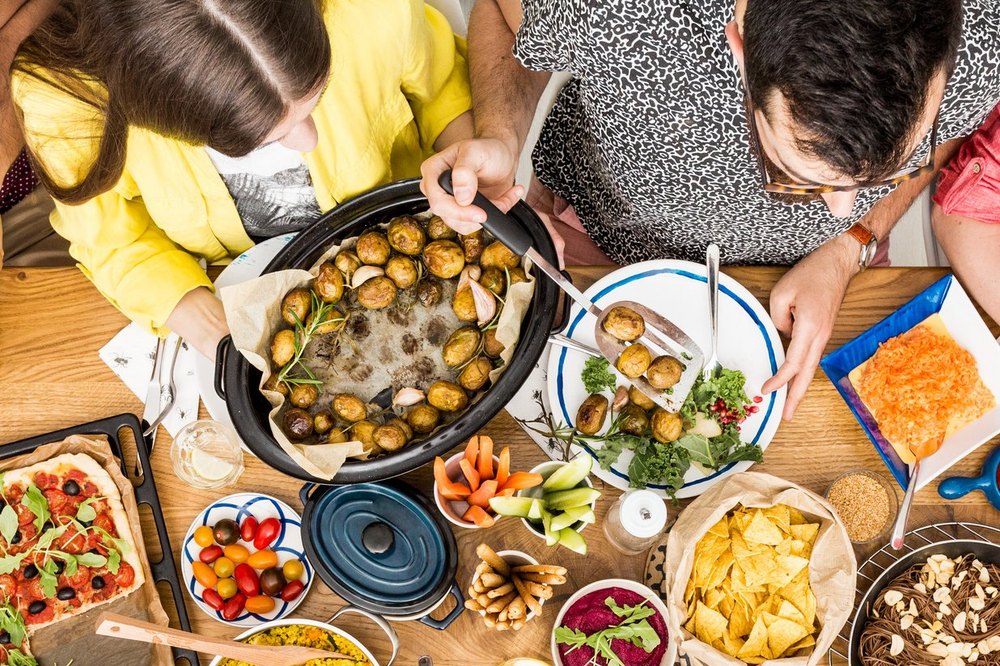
[{"x1": 1, "y1": 265, "x2": 998, "y2": 666}]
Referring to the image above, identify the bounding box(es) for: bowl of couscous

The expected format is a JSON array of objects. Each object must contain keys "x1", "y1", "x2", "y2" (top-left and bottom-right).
[{"x1": 208, "y1": 614, "x2": 396, "y2": 666}]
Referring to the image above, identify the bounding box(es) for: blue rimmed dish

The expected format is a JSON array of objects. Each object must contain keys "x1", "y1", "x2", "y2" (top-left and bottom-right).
[
  {"x1": 181, "y1": 492, "x2": 313, "y2": 626},
  {"x1": 546, "y1": 259, "x2": 786, "y2": 499},
  {"x1": 821, "y1": 275, "x2": 1000, "y2": 492}
]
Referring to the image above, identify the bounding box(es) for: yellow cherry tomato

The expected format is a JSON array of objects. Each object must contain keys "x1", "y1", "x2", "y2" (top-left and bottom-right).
[
  {"x1": 282, "y1": 559, "x2": 305, "y2": 582},
  {"x1": 193, "y1": 526, "x2": 214, "y2": 548},
  {"x1": 246, "y1": 549, "x2": 278, "y2": 570},
  {"x1": 216, "y1": 578, "x2": 238, "y2": 600},
  {"x1": 223, "y1": 544, "x2": 249, "y2": 564},
  {"x1": 245, "y1": 595, "x2": 276, "y2": 615},
  {"x1": 213, "y1": 557, "x2": 235, "y2": 579},
  {"x1": 192, "y1": 561, "x2": 218, "y2": 589}
]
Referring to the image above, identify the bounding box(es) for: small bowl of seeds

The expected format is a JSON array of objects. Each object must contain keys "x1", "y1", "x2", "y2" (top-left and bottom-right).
[{"x1": 825, "y1": 469, "x2": 899, "y2": 545}]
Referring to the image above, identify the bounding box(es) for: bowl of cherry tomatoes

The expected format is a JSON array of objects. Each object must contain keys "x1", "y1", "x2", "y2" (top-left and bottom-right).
[{"x1": 181, "y1": 493, "x2": 314, "y2": 626}]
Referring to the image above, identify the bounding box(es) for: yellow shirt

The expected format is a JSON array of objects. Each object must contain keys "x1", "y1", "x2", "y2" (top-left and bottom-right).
[{"x1": 13, "y1": 0, "x2": 470, "y2": 333}]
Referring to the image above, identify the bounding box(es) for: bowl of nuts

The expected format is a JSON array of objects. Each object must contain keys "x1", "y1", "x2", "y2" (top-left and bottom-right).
[{"x1": 849, "y1": 539, "x2": 1000, "y2": 666}]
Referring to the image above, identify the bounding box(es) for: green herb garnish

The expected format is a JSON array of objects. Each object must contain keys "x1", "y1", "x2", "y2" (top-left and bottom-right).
[
  {"x1": 21, "y1": 486, "x2": 49, "y2": 532},
  {"x1": 555, "y1": 597, "x2": 662, "y2": 666},
  {"x1": 581, "y1": 356, "x2": 617, "y2": 395},
  {"x1": 277, "y1": 291, "x2": 344, "y2": 388},
  {"x1": 0, "y1": 506, "x2": 18, "y2": 547}
]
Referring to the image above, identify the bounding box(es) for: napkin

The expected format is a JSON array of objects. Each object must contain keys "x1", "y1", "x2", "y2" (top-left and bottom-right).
[{"x1": 99, "y1": 324, "x2": 200, "y2": 437}]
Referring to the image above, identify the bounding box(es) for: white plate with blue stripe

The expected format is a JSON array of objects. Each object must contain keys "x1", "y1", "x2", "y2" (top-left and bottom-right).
[
  {"x1": 545, "y1": 260, "x2": 786, "y2": 499},
  {"x1": 181, "y1": 492, "x2": 313, "y2": 626}
]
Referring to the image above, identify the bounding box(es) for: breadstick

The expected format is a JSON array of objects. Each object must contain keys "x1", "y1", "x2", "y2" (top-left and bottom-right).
[
  {"x1": 511, "y1": 618, "x2": 525, "y2": 631},
  {"x1": 512, "y1": 564, "x2": 566, "y2": 576},
  {"x1": 473, "y1": 579, "x2": 487, "y2": 594},
  {"x1": 480, "y1": 572, "x2": 505, "y2": 589},
  {"x1": 513, "y1": 574, "x2": 544, "y2": 617},
  {"x1": 486, "y1": 591, "x2": 518, "y2": 614},
  {"x1": 465, "y1": 598, "x2": 484, "y2": 612},
  {"x1": 522, "y1": 579, "x2": 553, "y2": 600},
  {"x1": 477, "y1": 593, "x2": 491, "y2": 608},
  {"x1": 506, "y1": 595, "x2": 526, "y2": 620},
  {"x1": 473, "y1": 561, "x2": 492, "y2": 580},
  {"x1": 476, "y1": 544, "x2": 511, "y2": 577},
  {"x1": 486, "y1": 582, "x2": 514, "y2": 598},
  {"x1": 518, "y1": 572, "x2": 567, "y2": 586}
]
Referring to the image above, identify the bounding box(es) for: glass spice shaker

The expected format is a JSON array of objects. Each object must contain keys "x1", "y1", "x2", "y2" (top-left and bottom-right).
[{"x1": 603, "y1": 490, "x2": 668, "y2": 555}]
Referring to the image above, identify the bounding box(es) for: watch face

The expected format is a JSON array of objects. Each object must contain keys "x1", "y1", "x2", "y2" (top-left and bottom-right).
[{"x1": 861, "y1": 239, "x2": 878, "y2": 267}]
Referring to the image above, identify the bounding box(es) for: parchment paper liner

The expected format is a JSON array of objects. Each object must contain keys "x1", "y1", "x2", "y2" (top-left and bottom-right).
[
  {"x1": 3, "y1": 436, "x2": 171, "y2": 666},
  {"x1": 665, "y1": 471, "x2": 857, "y2": 666},
  {"x1": 221, "y1": 225, "x2": 535, "y2": 480}
]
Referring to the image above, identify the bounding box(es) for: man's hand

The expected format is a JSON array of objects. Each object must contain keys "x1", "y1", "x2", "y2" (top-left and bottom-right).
[
  {"x1": 419, "y1": 137, "x2": 524, "y2": 234},
  {"x1": 761, "y1": 235, "x2": 858, "y2": 420}
]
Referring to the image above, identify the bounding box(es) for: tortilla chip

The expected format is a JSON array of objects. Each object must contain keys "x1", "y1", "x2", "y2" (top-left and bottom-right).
[
  {"x1": 744, "y1": 510, "x2": 784, "y2": 545},
  {"x1": 763, "y1": 613, "x2": 810, "y2": 657},
  {"x1": 790, "y1": 522, "x2": 819, "y2": 545},
  {"x1": 695, "y1": 601, "x2": 729, "y2": 643}
]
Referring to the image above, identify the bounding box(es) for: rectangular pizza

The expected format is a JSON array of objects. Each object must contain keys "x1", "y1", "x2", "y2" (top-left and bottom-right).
[
  {"x1": 848, "y1": 313, "x2": 997, "y2": 463},
  {"x1": 0, "y1": 453, "x2": 144, "y2": 664}
]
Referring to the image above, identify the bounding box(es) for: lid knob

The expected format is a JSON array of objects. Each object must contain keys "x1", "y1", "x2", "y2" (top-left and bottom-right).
[{"x1": 362, "y1": 521, "x2": 395, "y2": 554}]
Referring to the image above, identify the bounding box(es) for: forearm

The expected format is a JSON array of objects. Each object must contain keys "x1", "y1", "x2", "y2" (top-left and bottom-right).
[
  {"x1": 165, "y1": 286, "x2": 230, "y2": 361},
  {"x1": 433, "y1": 111, "x2": 473, "y2": 151},
  {"x1": 468, "y1": 0, "x2": 550, "y2": 155},
  {"x1": 933, "y1": 211, "x2": 1000, "y2": 325}
]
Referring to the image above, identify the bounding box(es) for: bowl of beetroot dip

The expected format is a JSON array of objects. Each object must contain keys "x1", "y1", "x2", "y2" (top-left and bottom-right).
[{"x1": 550, "y1": 578, "x2": 676, "y2": 666}]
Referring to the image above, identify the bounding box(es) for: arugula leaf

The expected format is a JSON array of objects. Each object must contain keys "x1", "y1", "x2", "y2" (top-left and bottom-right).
[
  {"x1": 35, "y1": 525, "x2": 66, "y2": 551},
  {"x1": 21, "y1": 485, "x2": 49, "y2": 532},
  {"x1": 76, "y1": 498, "x2": 97, "y2": 523},
  {"x1": 7, "y1": 649, "x2": 38, "y2": 666},
  {"x1": 606, "y1": 597, "x2": 656, "y2": 623},
  {"x1": 0, "y1": 554, "x2": 26, "y2": 576},
  {"x1": 75, "y1": 552, "x2": 107, "y2": 568},
  {"x1": 107, "y1": 548, "x2": 121, "y2": 575},
  {"x1": 0, "y1": 506, "x2": 18, "y2": 546},
  {"x1": 0, "y1": 604, "x2": 26, "y2": 647},
  {"x1": 556, "y1": 598, "x2": 662, "y2": 666},
  {"x1": 581, "y1": 357, "x2": 617, "y2": 395},
  {"x1": 63, "y1": 555, "x2": 78, "y2": 577},
  {"x1": 38, "y1": 567, "x2": 57, "y2": 599},
  {"x1": 554, "y1": 626, "x2": 588, "y2": 651}
]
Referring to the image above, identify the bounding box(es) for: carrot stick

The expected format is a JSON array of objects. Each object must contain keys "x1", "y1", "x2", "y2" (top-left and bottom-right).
[
  {"x1": 460, "y1": 458, "x2": 481, "y2": 492},
  {"x1": 465, "y1": 436, "x2": 480, "y2": 467},
  {"x1": 499, "y1": 472, "x2": 543, "y2": 492},
  {"x1": 463, "y1": 505, "x2": 495, "y2": 528},
  {"x1": 495, "y1": 447, "x2": 510, "y2": 488},
  {"x1": 477, "y1": 436, "x2": 495, "y2": 480},
  {"x1": 467, "y1": 480, "x2": 498, "y2": 508}
]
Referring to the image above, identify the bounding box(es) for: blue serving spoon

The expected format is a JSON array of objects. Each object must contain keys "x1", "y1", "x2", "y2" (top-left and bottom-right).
[{"x1": 938, "y1": 444, "x2": 1000, "y2": 510}]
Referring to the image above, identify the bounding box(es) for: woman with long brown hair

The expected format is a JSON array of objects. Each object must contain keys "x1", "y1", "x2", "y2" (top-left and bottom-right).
[{"x1": 12, "y1": 0, "x2": 472, "y2": 358}]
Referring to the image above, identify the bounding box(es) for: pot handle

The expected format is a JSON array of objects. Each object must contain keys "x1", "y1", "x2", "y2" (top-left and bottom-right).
[
  {"x1": 417, "y1": 580, "x2": 464, "y2": 631},
  {"x1": 213, "y1": 336, "x2": 232, "y2": 401},
  {"x1": 329, "y1": 605, "x2": 400, "y2": 666},
  {"x1": 299, "y1": 482, "x2": 318, "y2": 506}
]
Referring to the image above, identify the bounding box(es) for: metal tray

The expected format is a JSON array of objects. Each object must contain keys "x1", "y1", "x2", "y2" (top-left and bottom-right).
[{"x1": 4, "y1": 413, "x2": 198, "y2": 666}]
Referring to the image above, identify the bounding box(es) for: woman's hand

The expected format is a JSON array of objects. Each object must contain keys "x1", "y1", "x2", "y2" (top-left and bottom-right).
[
  {"x1": 165, "y1": 286, "x2": 230, "y2": 361},
  {"x1": 761, "y1": 234, "x2": 858, "y2": 420}
]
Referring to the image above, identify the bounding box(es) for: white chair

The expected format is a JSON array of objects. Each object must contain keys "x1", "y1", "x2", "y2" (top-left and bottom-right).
[{"x1": 425, "y1": 0, "x2": 467, "y2": 37}]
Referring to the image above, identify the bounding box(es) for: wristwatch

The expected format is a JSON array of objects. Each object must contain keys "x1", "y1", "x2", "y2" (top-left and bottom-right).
[{"x1": 845, "y1": 223, "x2": 878, "y2": 271}]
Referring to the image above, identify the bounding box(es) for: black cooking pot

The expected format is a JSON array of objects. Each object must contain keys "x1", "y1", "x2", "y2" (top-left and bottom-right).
[
  {"x1": 848, "y1": 539, "x2": 1000, "y2": 665},
  {"x1": 214, "y1": 178, "x2": 560, "y2": 483}
]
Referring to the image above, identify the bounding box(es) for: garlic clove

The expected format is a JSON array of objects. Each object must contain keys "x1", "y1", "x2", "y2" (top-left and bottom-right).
[
  {"x1": 612, "y1": 385, "x2": 629, "y2": 412},
  {"x1": 469, "y1": 279, "x2": 497, "y2": 325},
  {"x1": 457, "y1": 265, "x2": 482, "y2": 292},
  {"x1": 351, "y1": 265, "x2": 385, "y2": 289},
  {"x1": 392, "y1": 387, "x2": 426, "y2": 407}
]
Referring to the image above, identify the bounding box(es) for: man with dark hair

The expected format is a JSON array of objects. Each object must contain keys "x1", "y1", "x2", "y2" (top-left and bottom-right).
[{"x1": 421, "y1": 0, "x2": 1000, "y2": 419}]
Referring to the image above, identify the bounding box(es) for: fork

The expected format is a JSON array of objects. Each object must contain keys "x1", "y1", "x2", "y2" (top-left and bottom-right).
[{"x1": 137, "y1": 336, "x2": 182, "y2": 474}]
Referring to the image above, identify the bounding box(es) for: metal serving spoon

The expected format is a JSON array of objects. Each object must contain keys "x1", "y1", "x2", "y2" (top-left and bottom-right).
[
  {"x1": 702, "y1": 243, "x2": 722, "y2": 381},
  {"x1": 439, "y1": 171, "x2": 705, "y2": 412}
]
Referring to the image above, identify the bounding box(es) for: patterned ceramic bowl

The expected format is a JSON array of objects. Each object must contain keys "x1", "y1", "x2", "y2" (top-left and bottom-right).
[{"x1": 181, "y1": 493, "x2": 314, "y2": 626}]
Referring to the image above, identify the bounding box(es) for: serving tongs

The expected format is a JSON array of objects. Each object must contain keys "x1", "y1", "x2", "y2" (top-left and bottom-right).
[{"x1": 439, "y1": 171, "x2": 704, "y2": 412}]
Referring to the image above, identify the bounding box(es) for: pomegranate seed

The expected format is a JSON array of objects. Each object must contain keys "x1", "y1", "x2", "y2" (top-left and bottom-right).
[
  {"x1": 753, "y1": 395, "x2": 763, "y2": 404},
  {"x1": 748, "y1": 405, "x2": 759, "y2": 414}
]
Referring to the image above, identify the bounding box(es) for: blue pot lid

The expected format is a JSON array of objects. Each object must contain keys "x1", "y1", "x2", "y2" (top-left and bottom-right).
[{"x1": 302, "y1": 481, "x2": 457, "y2": 616}]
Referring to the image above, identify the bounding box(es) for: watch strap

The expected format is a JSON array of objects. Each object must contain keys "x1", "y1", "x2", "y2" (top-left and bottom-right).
[{"x1": 845, "y1": 223, "x2": 878, "y2": 270}]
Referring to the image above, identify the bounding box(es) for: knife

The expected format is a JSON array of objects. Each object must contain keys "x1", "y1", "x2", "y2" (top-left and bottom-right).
[{"x1": 141, "y1": 337, "x2": 166, "y2": 440}]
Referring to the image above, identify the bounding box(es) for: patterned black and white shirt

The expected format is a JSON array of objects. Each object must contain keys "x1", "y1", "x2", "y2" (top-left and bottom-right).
[{"x1": 514, "y1": 0, "x2": 1000, "y2": 265}]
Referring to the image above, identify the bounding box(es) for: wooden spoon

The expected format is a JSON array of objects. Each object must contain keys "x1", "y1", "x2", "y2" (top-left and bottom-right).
[{"x1": 95, "y1": 612, "x2": 352, "y2": 666}]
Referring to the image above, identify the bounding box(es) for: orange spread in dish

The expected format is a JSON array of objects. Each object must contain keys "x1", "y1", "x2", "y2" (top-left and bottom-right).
[{"x1": 853, "y1": 315, "x2": 995, "y2": 461}]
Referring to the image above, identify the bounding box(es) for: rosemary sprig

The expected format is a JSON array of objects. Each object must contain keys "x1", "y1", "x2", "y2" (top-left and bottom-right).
[{"x1": 277, "y1": 291, "x2": 344, "y2": 388}]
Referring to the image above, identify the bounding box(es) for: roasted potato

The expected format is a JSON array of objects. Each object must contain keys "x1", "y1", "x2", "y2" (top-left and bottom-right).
[
  {"x1": 289, "y1": 384, "x2": 319, "y2": 409},
  {"x1": 334, "y1": 251, "x2": 362, "y2": 280},
  {"x1": 263, "y1": 374, "x2": 290, "y2": 397},
  {"x1": 422, "y1": 240, "x2": 465, "y2": 279},
  {"x1": 356, "y1": 230, "x2": 391, "y2": 265},
  {"x1": 651, "y1": 408, "x2": 683, "y2": 443},
  {"x1": 284, "y1": 408, "x2": 314, "y2": 440},
  {"x1": 281, "y1": 288, "x2": 312, "y2": 326},
  {"x1": 352, "y1": 419, "x2": 378, "y2": 446},
  {"x1": 479, "y1": 268, "x2": 506, "y2": 296},
  {"x1": 616, "y1": 343, "x2": 652, "y2": 378},
  {"x1": 306, "y1": 306, "x2": 346, "y2": 335},
  {"x1": 387, "y1": 216, "x2": 427, "y2": 256},
  {"x1": 325, "y1": 427, "x2": 349, "y2": 444},
  {"x1": 332, "y1": 393, "x2": 367, "y2": 422},
  {"x1": 452, "y1": 288, "x2": 478, "y2": 322},
  {"x1": 356, "y1": 276, "x2": 398, "y2": 310},
  {"x1": 482, "y1": 329, "x2": 505, "y2": 358},
  {"x1": 416, "y1": 279, "x2": 443, "y2": 308},
  {"x1": 459, "y1": 357, "x2": 492, "y2": 391},
  {"x1": 507, "y1": 267, "x2": 528, "y2": 286},
  {"x1": 389, "y1": 417, "x2": 414, "y2": 441},
  {"x1": 427, "y1": 380, "x2": 469, "y2": 412},
  {"x1": 576, "y1": 394, "x2": 609, "y2": 435},
  {"x1": 313, "y1": 411, "x2": 335, "y2": 435},
  {"x1": 385, "y1": 255, "x2": 419, "y2": 289},
  {"x1": 314, "y1": 262, "x2": 345, "y2": 304},
  {"x1": 628, "y1": 385, "x2": 656, "y2": 410},
  {"x1": 647, "y1": 355, "x2": 684, "y2": 389},
  {"x1": 373, "y1": 423, "x2": 408, "y2": 452},
  {"x1": 479, "y1": 241, "x2": 519, "y2": 270},
  {"x1": 619, "y1": 404, "x2": 650, "y2": 436},
  {"x1": 442, "y1": 326, "x2": 481, "y2": 367},
  {"x1": 271, "y1": 329, "x2": 297, "y2": 367},
  {"x1": 406, "y1": 404, "x2": 440, "y2": 434},
  {"x1": 426, "y1": 215, "x2": 457, "y2": 240},
  {"x1": 460, "y1": 230, "x2": 485, "y2": 263},
  {"x1": 602, "y1": 306, "x2": 645, "y2": 342}
]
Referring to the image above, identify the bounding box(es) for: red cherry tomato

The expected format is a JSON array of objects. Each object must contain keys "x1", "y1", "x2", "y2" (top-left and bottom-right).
[
  {"x1": 201, "y1": 588, "x2": 225, "y2": 611},
  {"x1": 240, "y1": 516, "x2": 258, "y2": 543},
  {"x1": 253, "y1": 518, "x2": 280, "y2": 550},
  {"x1": 234, "y1": 563, "x2": 260, "y2": 597},
  {"x1": 280, "y1": 580, "x2": 305, "y2": 603},
  {"x1": 198, "y1": 545, "x2": 223, "y2": 565},
  {"x1": 221, "y1": 593, "x2": 247, "y2": 621}
]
